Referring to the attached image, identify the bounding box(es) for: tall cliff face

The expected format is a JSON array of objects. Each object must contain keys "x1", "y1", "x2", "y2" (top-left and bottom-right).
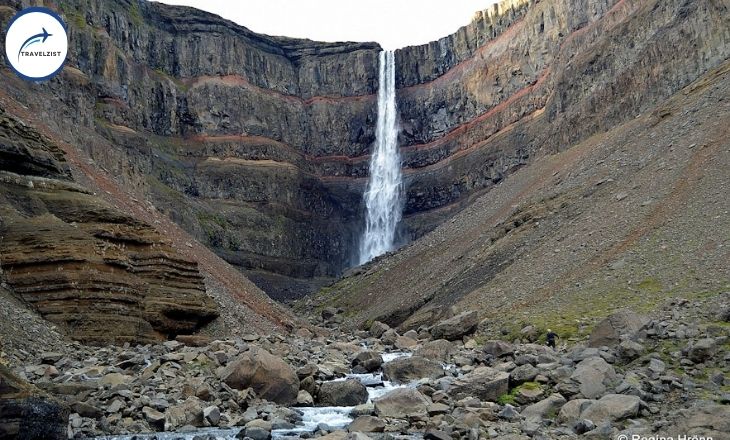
[
  {"x1": 301, "y1": 0, "x2": 730, "y2": 330},
  {"x1": 1, "y1": 0, "x2": 727, "y2": 302},
  {"x1": 392, "y1": 0, "x2": 730, "y2": 236},
  {"x1": 0, "y1": 0, "x2": 383, "y2": 299}
]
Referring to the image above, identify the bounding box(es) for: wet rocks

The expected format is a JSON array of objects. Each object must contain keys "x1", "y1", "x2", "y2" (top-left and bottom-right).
[
  {"x1": 220, "y1": 348, "x2": 299, "y2": 405},
  {"x1": 316, "y1": 379, "x2": 368, "y2": 407},
  {"x1": 351, "y1": 351, "x2": 383, "y2": 373}
]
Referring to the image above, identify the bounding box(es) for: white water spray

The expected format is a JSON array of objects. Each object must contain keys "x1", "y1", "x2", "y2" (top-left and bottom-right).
[{"x1": 359, "y1": 50, "x2": 403, "y2": 264}]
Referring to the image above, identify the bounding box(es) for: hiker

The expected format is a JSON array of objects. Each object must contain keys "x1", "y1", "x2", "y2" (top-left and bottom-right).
[{"x1": 546, "y1": 329, "x2": 558, "y2": 349}]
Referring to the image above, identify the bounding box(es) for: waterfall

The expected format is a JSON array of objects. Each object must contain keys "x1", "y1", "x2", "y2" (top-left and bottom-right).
[{"x1": 359, "y1": 50, "x2": 403, "y2": 265}]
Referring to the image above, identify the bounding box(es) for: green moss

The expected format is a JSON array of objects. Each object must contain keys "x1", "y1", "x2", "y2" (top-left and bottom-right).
[
  {"x1": 638, "y1": 277, "x2": 662, "y2": 293},
  {"x1": 497, "y1": 393, "x2": 516, "y2": 405},
  {"x1": 128, "y1": 1, "x2": 143, "y2": 27},
  {"x1": 520, "y1": 381, "x2": 541, "y2": 391},
  {"x1": 498, "y1": 382, "x2": 542, "y2": 405}
]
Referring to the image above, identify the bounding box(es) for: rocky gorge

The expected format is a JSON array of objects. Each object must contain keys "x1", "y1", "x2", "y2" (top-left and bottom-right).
[
  {"x1": 3, "y1": 0, "x2": 727, "y2": 299},
  {"x1": 0, "y1": 0, "x2": 728, "y2": 438},
  {"x1": 2, "y1": 292, "x2": 728, "y2": 439}
]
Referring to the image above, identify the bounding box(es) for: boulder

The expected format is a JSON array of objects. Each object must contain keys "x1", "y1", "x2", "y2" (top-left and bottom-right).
[
  {"x1": 414, "y1": 339, "x2": 455, "y2": 361},
  {"x1": 348, "y1": 415, "x2": 386, "y2": 432},
  {"x1": 374, "y1": 388, "x2": 430, "y2": 419},
  {"x1": 520, "y1": 393, "x2": 567, "y2": 421},
  {"x1": 686, "y1": 338, "x2": 717, "y2": 363},
  {"x1": 0, "y1": 365, "x2": 69, "y2": 440},
  {"x1": 165, "y1": 397, "x2": 205, "y2": 430},
  {"x1": 203, "y1": 405, "x2": 221, "y2": 426},
  {"x1": 382, "y1": 356, "x2": 445, "y2": 383},
  {"x1": 297, "y1": 390, "x2": 314, "y2": 406},
  {"x1": 424, "y1": 430, "x2": 452, "y2": 440},
  {"x1": 352, "y1": 350, "x2": 383, "y2": 373},
  {"x1": 666, "y1": 404, "x2": 730, "y2": 437},
  {"x1": 220, "y1": 347, "x2": 299, "y2": 405},
  {"x1": 510, "y1": 364, "x2": 539, "y2": 385},
  {"x1": 580, "y1": 394, "x2": 641, "y2": 424},
  {"x1": 238, "y1": 426, "x2": 272, "y2": 440},
  {"x1": 430, "y1": 311, "x2": 479, "y2": 340},
  {"x1": 589, "y1": 310, "x2": 649, "y2": 348},
  {"x1": 317, "y1": 379, "x2": 369, "y2": 406},
  {"x1": 569, "y1": 357, "x2": 617, "y2": 399},
  {"x1": 143, "y1": 406, "x2": 165, "y2": 429},
  {"x1": 381, "y1": 329, "x2": 399, "y2": 345},
  {"x1": 370, "y1": 321, "x2": 390, "y2": 338},
  {"x1": 483, "y1": 340, "x2": 515, "y2": 357},
  {"x1": 395, "y1": 335, "x2": 418, "y2": 349},
  {"x1": 557, "y1": 399, "x2": 595, "y2": 424},
  {"x1": 448, "y1": 366, "x2": 509, "y2": 402},
  {"x1": 617, "y1": 340, "x2": 645, "y2": 361}
]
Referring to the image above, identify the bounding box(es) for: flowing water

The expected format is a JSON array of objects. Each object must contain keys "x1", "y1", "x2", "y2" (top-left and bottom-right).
[
  {"x1": 359, "y1": 50, "x2": 403, "y2": 264},
  {"x1": 98, "y1": 351, "x2": 419, "y2": 440}
]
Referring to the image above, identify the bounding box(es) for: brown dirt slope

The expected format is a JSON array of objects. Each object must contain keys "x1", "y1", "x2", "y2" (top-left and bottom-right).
[{"x1": 302, "y1": 61, "x2": 730, "y2": 338}]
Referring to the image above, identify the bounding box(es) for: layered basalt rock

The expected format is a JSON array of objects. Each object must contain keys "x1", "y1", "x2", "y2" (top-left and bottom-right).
[
  {"x1": 1, "y1": 0, "x2": 727, "y2": 300},
  {"x1": 0, "y1": 109, "x2": 218, "y2": 343},
  {"x1": 394, "y1": 0, "x2": 730, "y2": 233},
  {"x1": 1, "y1": 0, "x2": 383, "y2": 299}
]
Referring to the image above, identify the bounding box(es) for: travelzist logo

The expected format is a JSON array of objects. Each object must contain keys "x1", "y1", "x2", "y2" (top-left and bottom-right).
[{"x1": 5, "y1": 7, "x2": 68, "y2": 81}]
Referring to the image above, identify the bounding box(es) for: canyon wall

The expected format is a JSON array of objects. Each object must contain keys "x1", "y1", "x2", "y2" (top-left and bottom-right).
[
  {"x1": 1, "y1": 0, "x2": 728, "y2": 301},
  {"x1": 0, "y1": 107, "x2": 218, "y2": 343},
  {"x1": 302, "y1": 0, "x2": 730, "y2": 329}
]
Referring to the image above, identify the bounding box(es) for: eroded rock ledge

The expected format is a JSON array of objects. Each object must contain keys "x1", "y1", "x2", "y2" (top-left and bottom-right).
[{"x1": 0, "y1": 109, "x2": 218, "y2": 343}]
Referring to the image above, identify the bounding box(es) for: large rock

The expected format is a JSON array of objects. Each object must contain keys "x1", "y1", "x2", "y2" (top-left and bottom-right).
[
  {"x1": 686, "y1": 338, "x2": 717, "y2": 363},
  {"x1": 568, "y1": 357, "x2": 617, "y2": 399},
  {"x1": 352, "y1": 351, "x2": 383, "y2": 373},
  {"x1": 448, "y1": 366, "x2": 509, "y2": 402},
  {"x1": 666, "y1": 404, "x2": 730, "y2": 437},
  {"x1": 348, "y1": 415, "x2": 386, "y2": 432},
  {"x1": 382, "y1": 356, "x2": 445, "y2": 384},
  {"x1": 0, "y1": 365, "x2": 69, "y2": 439},
  {"x1": 369, "y1": 321, "x2": 390, "y2": 338},
  {"x1": 220, "y1": 348, "x2": 299, "y2": 405},
  {"x1": 520, "y1": 393, "x2": 567, "y2": 421},
  {"x1": 165, "y1": 397, "x2": 205, "y2": 430},
  {"x1": 414, "y1": 339, "x2": 455, "y2": 361},
  {"x1": 317, "y1": 379, "x2": 369, "y2": 407},
  {"x1": 374, "y1": 388, "x2": 430, "y2": 419},
  {"x1": 429, "y1": 311, "x2": 479, "y2": 341},
  {"x1": 483, "y1": 340, "x2": 515, "y2": 358},
  {"x1": 588, "y1": 310, "x2": 650, "y2": 348},
  {"x1": 557, "y1": 399, "x2": 595, "y2": 424},
  {"x1": 579, "y1": 394, "x2": 641, "y2": 424}
]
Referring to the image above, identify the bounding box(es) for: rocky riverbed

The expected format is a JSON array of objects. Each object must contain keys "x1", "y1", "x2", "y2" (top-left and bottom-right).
[{"x1": 1, "y1": 294, "x2": 728, "y2": 439}]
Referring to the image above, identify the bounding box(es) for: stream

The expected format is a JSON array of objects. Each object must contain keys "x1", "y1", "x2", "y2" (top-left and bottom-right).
[{"x1": 97, "y1": 351, "x2": 422, "y2": 439}]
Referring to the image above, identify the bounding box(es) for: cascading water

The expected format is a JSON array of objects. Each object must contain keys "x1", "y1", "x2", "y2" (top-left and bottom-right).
[{"x1": 359, "y1": 50, "x2": 404, "y2": 264}]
